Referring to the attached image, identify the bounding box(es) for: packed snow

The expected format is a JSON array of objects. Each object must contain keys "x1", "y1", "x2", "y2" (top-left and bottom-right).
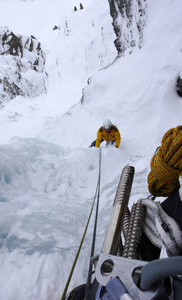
[{"x1": 0, "y1": 0, "x2": 182, "y2": 299}]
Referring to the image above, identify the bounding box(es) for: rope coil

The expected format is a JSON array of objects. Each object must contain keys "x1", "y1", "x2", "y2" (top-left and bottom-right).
[{"x1": 148, "y1": 126, "x2": 182, "y2": 197}]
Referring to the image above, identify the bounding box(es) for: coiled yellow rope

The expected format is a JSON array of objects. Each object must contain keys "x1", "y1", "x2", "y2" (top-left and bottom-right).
[{"x1": 148, "y1": 126, "x2": 182, "y2": 197}]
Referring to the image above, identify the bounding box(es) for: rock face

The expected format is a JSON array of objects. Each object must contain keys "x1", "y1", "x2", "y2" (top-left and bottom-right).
[
  {"x1": 0, "y1": 26, "x2": 46, "y2": 105},
  {"x1": 108, "y1": 0, "x2": 147, "y2": 54}
]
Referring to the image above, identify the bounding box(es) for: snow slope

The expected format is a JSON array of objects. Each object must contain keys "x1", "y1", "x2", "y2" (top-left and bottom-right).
[{"x1": 0, "y1": 0, "x2": 182, "y2": 299}]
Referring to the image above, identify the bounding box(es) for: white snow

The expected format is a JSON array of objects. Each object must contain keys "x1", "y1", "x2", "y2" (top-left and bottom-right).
[{"x1": 0, "y1": 0, "x2": 182, "y2": 299}]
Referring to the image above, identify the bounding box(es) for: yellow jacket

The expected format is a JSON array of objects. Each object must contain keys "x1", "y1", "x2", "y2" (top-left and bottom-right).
[{"x1": 95, "y1": 125, "x2": 121, "y2": 148}]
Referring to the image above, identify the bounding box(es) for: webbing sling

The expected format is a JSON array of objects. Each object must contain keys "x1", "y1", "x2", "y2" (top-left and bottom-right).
[{"x1": 142, "y1": 198, "x2": 182, "y2": 256}]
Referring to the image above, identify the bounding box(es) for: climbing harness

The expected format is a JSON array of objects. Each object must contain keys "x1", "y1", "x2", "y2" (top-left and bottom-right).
[
  {"x1": 62, "y1": 148, "x2": 101, "y2": 300},
  {"x1": 95, "y1": 165, "x2": 182, "y2": 299},
  {"x1": 64, "y1": 160, "x2": 182, "y2": 300}
]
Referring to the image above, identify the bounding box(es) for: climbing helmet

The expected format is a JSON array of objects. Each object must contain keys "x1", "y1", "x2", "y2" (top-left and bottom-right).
[{"x1": 103, "y1": 119, "x2": 112, "y2": 130}]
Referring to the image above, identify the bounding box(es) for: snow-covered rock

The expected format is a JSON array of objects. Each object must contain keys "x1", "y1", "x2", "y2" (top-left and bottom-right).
[
  {"x1": 0, "y1": 26, "x2": 46, "y2": 104},
  {"x1": 108, "y1": 0, "x2": 147, "y2": 54}
]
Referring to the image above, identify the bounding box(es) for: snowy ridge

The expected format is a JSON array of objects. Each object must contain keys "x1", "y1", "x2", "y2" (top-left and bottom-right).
[{"x1": 44, "y1": 0, "x2": 117, "y2": 111}]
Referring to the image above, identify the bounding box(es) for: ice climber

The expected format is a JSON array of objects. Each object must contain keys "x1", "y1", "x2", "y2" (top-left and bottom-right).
[{"x1": 90, "y1": 119, "x2": 121, "y2": 148}]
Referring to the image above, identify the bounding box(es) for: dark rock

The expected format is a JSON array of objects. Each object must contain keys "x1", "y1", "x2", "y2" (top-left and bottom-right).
[
  {"x1": 176, "y1": 76, "x2": 182, "y2": 97},
  {"x1": 108, "y1": 0, "x2": 147, "y2": 54}
]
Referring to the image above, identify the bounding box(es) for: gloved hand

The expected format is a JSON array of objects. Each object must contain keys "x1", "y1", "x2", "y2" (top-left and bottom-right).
[{"x1": 115, "y1": 146, "x2": 119, "y2": 148}]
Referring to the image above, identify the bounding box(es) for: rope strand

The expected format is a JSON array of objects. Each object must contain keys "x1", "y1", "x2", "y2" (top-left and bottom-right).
[
  {"x1": 61, "y1": 149, "x2": 101, "y2": 300},
  {"x1": 84, "y1": 148, "x2": 101, "y2": 300}
]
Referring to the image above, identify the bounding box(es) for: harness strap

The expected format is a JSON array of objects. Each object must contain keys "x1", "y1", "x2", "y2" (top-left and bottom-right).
[{"x1": 106, "y1": 131, "x2": 115, "y2": 141}]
